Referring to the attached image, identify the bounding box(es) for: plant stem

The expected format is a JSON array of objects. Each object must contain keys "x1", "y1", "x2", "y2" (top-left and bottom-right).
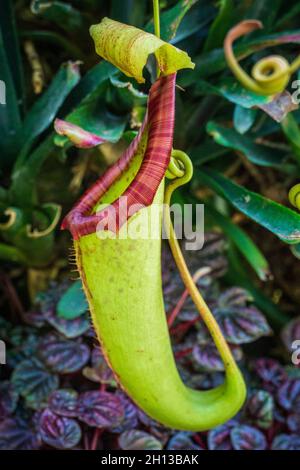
[
  {"x1": 153, "y1": 0, "x2": 160, "y2": 39},
  {"x1": 153, "y1": 0, "x2": 161, "y2": 77},
  {"x1": 164, "y1": 151, "x2": 241, "y2": 375}
]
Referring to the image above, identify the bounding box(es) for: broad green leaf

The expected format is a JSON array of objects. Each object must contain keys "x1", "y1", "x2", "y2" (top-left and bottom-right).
[
  {"x1": 196, "y1": 168, "x2": 300, "y2": 243},
  {"x1": 57, "y1": 281, "x2": 88, "y2": 320},
  {"x1": 203, "y1": 0, "x2": 234, "y2": 52},
  {"x1": 233, "y1": 105, "x2": 257, "y2": 134},
  {"x1": 17, "y1": 62, "x2": 80, "y2": 152},
  {"x1": 205, "y1": 203, "x2": 270, "y2": 280},
  {"x1": 206, "y1": 121, "x2": 287, "y2": 167},
  {"x1": 31, "y1": 1, "x2": 86, "y2": 34},
  {"x1": 145, "y1": 0, "x2": 198, "y2": 42},
  {"x1": 90, "y1": 17, "x2": 194, "y2": 84}
]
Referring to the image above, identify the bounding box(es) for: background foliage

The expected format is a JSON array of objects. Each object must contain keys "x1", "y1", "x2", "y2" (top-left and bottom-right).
[{"x1": 1, "y1": 0, "x2": 300, "y2": 450}]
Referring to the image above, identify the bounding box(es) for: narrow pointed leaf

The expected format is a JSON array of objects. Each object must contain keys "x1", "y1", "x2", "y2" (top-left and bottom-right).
[
  {"x1": 17, "y1": 62, "x2": 80, "y2": 150},
  {"x1": 197, "y1": 168, "x2": 300, "y2": 243},
  {"x1": 206, "y1": 121, "x2": 287, "y2": 167}
]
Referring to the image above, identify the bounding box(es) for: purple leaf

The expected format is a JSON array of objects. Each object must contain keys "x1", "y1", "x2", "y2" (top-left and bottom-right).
[
  {"x1": 287, "y1": 413, "x2": 300, "y2": 433},
  {"x1": 39, "y1": 409, "x2": 81, "y2": 449},
  {"x1": 119, "y1": 430, "x2": 162, "y2": 450},
  {"x1": 77, "y1": 391, "x2": 124, "y2": 428},
  {"x1": 193, "y1": 342, "x2": 243, "y2": 371},
  {"x1": 213, "y1": 305, "x2": 271, "y2": 344},
  {"x1": 38, "y1": 333, "x2": 90, "y2": 374},
  {"x1": 271, "y1": 434, "x2": 300, "y2": 450},
  {"x1": 245, "y1": 390, "x2": 274, "y2": 429},
  {"x1": 11, "y1": 358, "x2": 59, "y2": 409},
  {"x1": 277, "y1": 379, "x2": 300, "y2": 413},
  {"x1": 45, "y1": 310, "x2": 90, "y2": 339},
  {"x1": 207, "y1": 420, "x2": 237, "y2": 450},
  {"x1": 110, "y1": 392, "x2": 138, "y2": 433},
  {"x1": 281, "y1": 317, "x2": 300, "y2": 353},
  {"x1": 252, "y1": 358, "x2": 287, "y2": 392},
  {"x1": 218, "y1": 287, "x2": 252, "y2": 307},
  {"x1": 167, "y1": 432, "x2": 203, "y2": 450},
  {"x1": 231, "y1": 425, "x2": 267, "y2": 450},
  {"x1": 82, "y1": 346, "x2": 115, "y2": 385},
  {"x1": 0, "y1": 382, "x2": 19, "y2": 418},
  {"x1": 0, "y1": 417, "x2": 41, "y2": 450},
  {"x1": 48, "y1": 389, "x2": 79, "y2": 417}
]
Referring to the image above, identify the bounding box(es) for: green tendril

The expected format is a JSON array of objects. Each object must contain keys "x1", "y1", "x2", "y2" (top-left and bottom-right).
[{"x1": 224, "y1": 20, "x2": 300, "y2": 95}]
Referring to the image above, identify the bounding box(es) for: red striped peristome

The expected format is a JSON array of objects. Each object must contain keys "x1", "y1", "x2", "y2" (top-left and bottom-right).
[{"x1": 61, "y1": 73, "x2": 176, "y2": 240}]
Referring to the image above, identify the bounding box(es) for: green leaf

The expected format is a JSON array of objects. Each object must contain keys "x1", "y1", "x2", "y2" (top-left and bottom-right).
[
  {"x1": 145, "y1": 0, "x2": 198, "y2": 42},
  {"x1": 226, "y1": 246, "x2": 290, "y2": 329},
  {"x1": 0, "y1": 0, "x2": 24, "y2": 107},
  {"x1": 206, "y1": 121, "x2": 287, "y2": 167},
  {"x1": 194, "y1": 78, "x2": 270, "y2": 108},
  {"x1": 281, "y1": 113, "x2": 300, "y2": 164},
  {"x1": 90, "y1": 17, "x2": 194, "y2": 84},
  {"x1": 275, "y1": 3, "x2": 300, "y2": 28},
  {"x1": 55, "y1": 83, "x2": 128, "y2": 147},
  {"x1": 61, "y1": 61, "x2": 117, "y2": 115},
  {"x1": 108, "y1": 76, "x2": 147, "y2": 113},
  {"x1": 11, "y1": 134, "x2": 55, "y2": 206},
  {"x1": 182, "y1": 29, "x2": 300, "y2": 85},
  {"x1": 170, "y1": 0, "x2": 215, "y2": 44},
  {"x1": 20, "y1": 30, "x2": 85, "y2": 61},
  {"x1": 0, "y1": 25, "x2": 21, "y2": 160},
  {"x1": 110, "y1": 0, "x2": 147, "y2": 28},
  {"x1": 189, "y1": 139, "x2": 229, "y2": 165},
  {"x1": 233, "y1": 105, "x2": 257, "y2": 134},
  {"x1": 31, "y1": 1, "x2": 86, "y2": 34},
  {"x1": 244, "y1": 0, "x2": 282, "y2": 29},
  {"x1": 0, "y1": 242, "x2": 27, "y2": 264},
  {"x1": 57, "y1": 281, "x2": 88, "y2": 320},
  {"x1": 196, "y1": 168, "x2": 300, "y2": 243},
  {"x1": 203, "y1": 0, "x2": 234, "y2": 52},
  {"x1": 17, "y1": 62, "x2": 80, "y2": 152},
  {"x1": 205, "y1": 203, "x2": 270, "y2": 281}
]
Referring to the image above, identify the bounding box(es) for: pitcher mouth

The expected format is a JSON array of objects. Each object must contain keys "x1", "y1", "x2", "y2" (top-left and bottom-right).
[{"x1": 61, "y1": 74, "x2": 176, "y2": 240}]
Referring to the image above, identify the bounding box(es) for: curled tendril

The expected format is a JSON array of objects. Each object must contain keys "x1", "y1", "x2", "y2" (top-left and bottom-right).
[
  {"x1": 289, "y1": 183, "x2": 300, "y2": 210},
  {"x1": 0, "y1": 208, "x2": 17, "y2": 230},
  {"x1": 224, "y1": 20, "x2": 300, "y2": 95}
]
